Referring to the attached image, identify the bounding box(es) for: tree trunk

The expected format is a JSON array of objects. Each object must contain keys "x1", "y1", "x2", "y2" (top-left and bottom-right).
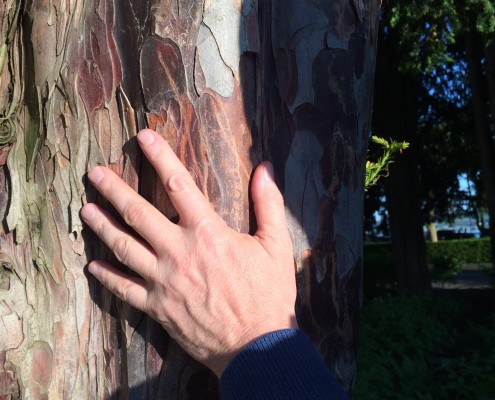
[
  {"x1": 0, "y1": 0, "x2": 380, "y2": 398},
  {"x1": 426, "y1": 222, "x2": 438, "y2": 243},
  {"x1": 480, "y1": 36, "x2": 495, "y2": 261},
  {"x1": 466, "y1": 31, "x2": 495, "y2": 265},
  {"x1": 373, "y1": 27, "x2": 430, "y2": 294},
  {"x1": 425, "y1": 209, "x2": 438, "y2": 242},
  {"x1": 385, "y1": 144, "x2": 430, "y2": 293}
]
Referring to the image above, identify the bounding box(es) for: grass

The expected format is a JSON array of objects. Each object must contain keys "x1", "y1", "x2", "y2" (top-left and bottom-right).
[{"x1": 355, "y1": 291, "x2": 495, "y2": 399}]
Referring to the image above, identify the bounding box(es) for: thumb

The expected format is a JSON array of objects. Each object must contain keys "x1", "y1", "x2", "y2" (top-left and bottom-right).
[{"x1": 251, "y1": 162, "x2": 291, "y2": 252}]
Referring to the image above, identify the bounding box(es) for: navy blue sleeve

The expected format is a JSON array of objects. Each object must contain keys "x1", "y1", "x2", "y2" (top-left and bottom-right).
[{"x1": 219, "y1": 329, "x2": 350, "y2": 400}]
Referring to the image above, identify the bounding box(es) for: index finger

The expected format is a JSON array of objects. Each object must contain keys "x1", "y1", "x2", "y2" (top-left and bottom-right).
[
  {"x1": 87, "y1": 166, "x2": 178, "y2": 251},
  {"x1": 136, "y1": 129, "x2": 221, "y2": 228}
]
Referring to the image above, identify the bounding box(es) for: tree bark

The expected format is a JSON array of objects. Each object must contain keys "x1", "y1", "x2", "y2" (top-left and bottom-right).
[
  {"x1": 426, "y1": 222, "x2": 438, "y2": 243},
  {"x1": 385, "y1": 140, "x2": 430, "y2": 293},
  {"x1": 0, "y1": 0, "x2": 380, "y2": 398}
]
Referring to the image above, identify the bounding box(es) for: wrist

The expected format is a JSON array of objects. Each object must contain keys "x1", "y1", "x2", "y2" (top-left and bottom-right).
[{"x1": 209, "y1": 317, "x2": 298, "y2": 377}]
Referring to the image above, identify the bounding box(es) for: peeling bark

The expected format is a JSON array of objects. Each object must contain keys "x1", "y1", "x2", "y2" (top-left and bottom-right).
[{"x1": 0, "y1": 1, "x2": 379, "y2": 398}]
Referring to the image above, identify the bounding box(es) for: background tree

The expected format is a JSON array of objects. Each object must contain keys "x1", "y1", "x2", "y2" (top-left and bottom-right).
[
  {"x1": 368, "y1": 0, "x2": 495, "y2": 292},
  {"x1": 418, "y1": 54, "x2": 479, "y2": 241},
  {"x1": 0, "y1": 0, "x2": 380, "y2": 398},
  {"x1": 371, "y1": 0, "x2": 437, "y2": 293},
  {"x1": 461, "y1": 0, "x2": 495, "y2": 264}
]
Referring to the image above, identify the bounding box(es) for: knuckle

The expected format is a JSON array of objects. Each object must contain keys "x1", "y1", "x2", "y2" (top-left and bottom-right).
[
  {"x1": 122, "y1": 201, "x2": 149, "y2": 227},
  {"x1": 194, "y1": 216, "x2": 219, "y2": 238},
  {"x1": 94, "y1": 218, "x2": 108, "y2": 240},
  {"x1": 166, "y1": 171, "x2": 192, "y2": 193},
  {"x1": 193, "y1": 216, "x2": 224, "y2": 249},
  {"x1": 113, "y1": 236, "x2": 131, "y2": 265},
  {"x1": 112, "y1": 280, "x2": 131, "y2": 302}
]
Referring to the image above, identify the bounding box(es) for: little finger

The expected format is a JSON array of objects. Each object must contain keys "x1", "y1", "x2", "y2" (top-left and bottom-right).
[{"x1": 88, "y1": 260, "x2": 149, "y2": 311}]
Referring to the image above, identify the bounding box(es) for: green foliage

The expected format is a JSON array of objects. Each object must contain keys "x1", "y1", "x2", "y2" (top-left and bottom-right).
[
  {"x1": 430, "y1": 254, "x2": 464, "y2": 282},
  {"x1": 363, "y1": 242, "x2": 395, "y2": 295},
  {"x1": 365, "y1": 136, "x2": 409, "y2": 190},
  {"x1": 385, "y1": 0, "x2": 460, "y2": 74},
  {"x1": 369, "y1": 0, "x2": 490, "y2": 231},
  {"x1": 355, "y1": 295, "x2": 495, "y2": 399},
  {"x1": 427, "y1": 237, "x2": 492, "y2": 264},
  {"x1": 428, "y1": 238, "x2": 491, "y2": 282},
  {"x1": 384, "y1": 0, "x2": 495, "y2": 74},
  {"x1": 364, "y1": 238, "x2": 492, "y2": 289},
  {"x1": 464, "y1": 0, "x2": 495, "y2": 33},
  {"x1": 365, "y1": 238, "x2": 492, "y2": 266},
  {"x1": 417, "y1": 97, "x2": 479, "y2": 223}
]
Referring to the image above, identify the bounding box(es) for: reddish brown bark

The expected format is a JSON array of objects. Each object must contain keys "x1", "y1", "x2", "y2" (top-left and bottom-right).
[{"x1": 0, "y1": 1, "x2": 379, "y2": 397}]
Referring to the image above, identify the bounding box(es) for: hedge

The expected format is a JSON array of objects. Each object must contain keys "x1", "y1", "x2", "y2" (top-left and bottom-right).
[
  {"x1": 355, "y1": 294, "x2": 495, "y2": 399},
  {"x1": 363, "y1": 238, "x2": 492, "y2": 292},
  {"x1": 364, "y1": 237, "x2": 492, "y2": 266},
  {"x1": 426, "y1": 237, "x2": 491, "y2": 264}
]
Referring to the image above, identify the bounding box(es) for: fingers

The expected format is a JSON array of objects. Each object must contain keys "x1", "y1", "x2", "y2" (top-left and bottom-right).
[
  {"x1": 87, "y1": 260, "x2": 148, "y2": 311},
  {"x1": 136, "y1": 129, "x2": 219, "y2": 227},
  {"x1": 87, "y1": 166, "x2": 176, "y2": 251},
  {"x1": 81, "y1": 203, "x2": 158, "y2": 279},
  {"x1": 251, "y1": 162, "x2": 292, "y2": 255}
]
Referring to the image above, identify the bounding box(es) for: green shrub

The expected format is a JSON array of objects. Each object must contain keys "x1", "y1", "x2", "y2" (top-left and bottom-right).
[
  {"x1": 363, "y1": 238, "x2": 492, "y2": 291},
  {"x1": 430, "y1": 254, "x2": 463, "y2": 282},
  {"x1": 355, "y1": 295, "x2": 495, "y2": 399},
  {"x1": 426, "y1": 237, "x2": 491, "y2": 265},
  {"x1": 363, "y1": 243, "x2": 395, "y2": 294}
]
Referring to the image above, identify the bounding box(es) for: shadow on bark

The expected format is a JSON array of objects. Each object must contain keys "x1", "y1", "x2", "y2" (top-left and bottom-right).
[{"x1": 78, "y1": 0, "x2": 378, "y2": 397}]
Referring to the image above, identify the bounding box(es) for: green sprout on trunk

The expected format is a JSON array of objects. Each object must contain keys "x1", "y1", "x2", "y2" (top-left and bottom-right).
[{"x1": 365, "y1": 136, "x2": 409, "y2": 190}]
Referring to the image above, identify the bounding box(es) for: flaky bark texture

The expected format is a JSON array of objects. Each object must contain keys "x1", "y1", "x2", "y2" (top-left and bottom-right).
[{"x1": 0, "y1": 1, "x2": 379, "y2": 398}]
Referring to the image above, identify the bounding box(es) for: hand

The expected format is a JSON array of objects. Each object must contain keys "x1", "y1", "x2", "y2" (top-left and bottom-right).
[{"x1": 80, "y1": 129, "x2": 298, "y2": 377}]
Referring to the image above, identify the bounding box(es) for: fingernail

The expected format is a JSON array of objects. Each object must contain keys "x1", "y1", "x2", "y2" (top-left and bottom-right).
[
  {"x1": 88, "y1": 167, "x2": 104, "y2": 184},
  {"x1": 138, "y1": 130, "x2": 155, "y2": 145},
  {"x1": 80, "y1": 204, "x2": 96, "y2": 221},
  {"x1": 264, "y1": 162, "x2": 275, "y2": 183},
  {"x1": 87, "y1": 262, "x2": 98, "y2": 275}
]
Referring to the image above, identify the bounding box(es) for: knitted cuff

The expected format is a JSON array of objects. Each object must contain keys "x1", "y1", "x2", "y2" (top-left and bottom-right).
[{"x1": 220, "y1": 329, "x2": 349, "y2": 400}]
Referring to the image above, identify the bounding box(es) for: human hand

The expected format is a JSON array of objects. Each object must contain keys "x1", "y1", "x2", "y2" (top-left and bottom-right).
[{"x1": 80, "y1": 129, "x2": 297, "y2": 377}]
